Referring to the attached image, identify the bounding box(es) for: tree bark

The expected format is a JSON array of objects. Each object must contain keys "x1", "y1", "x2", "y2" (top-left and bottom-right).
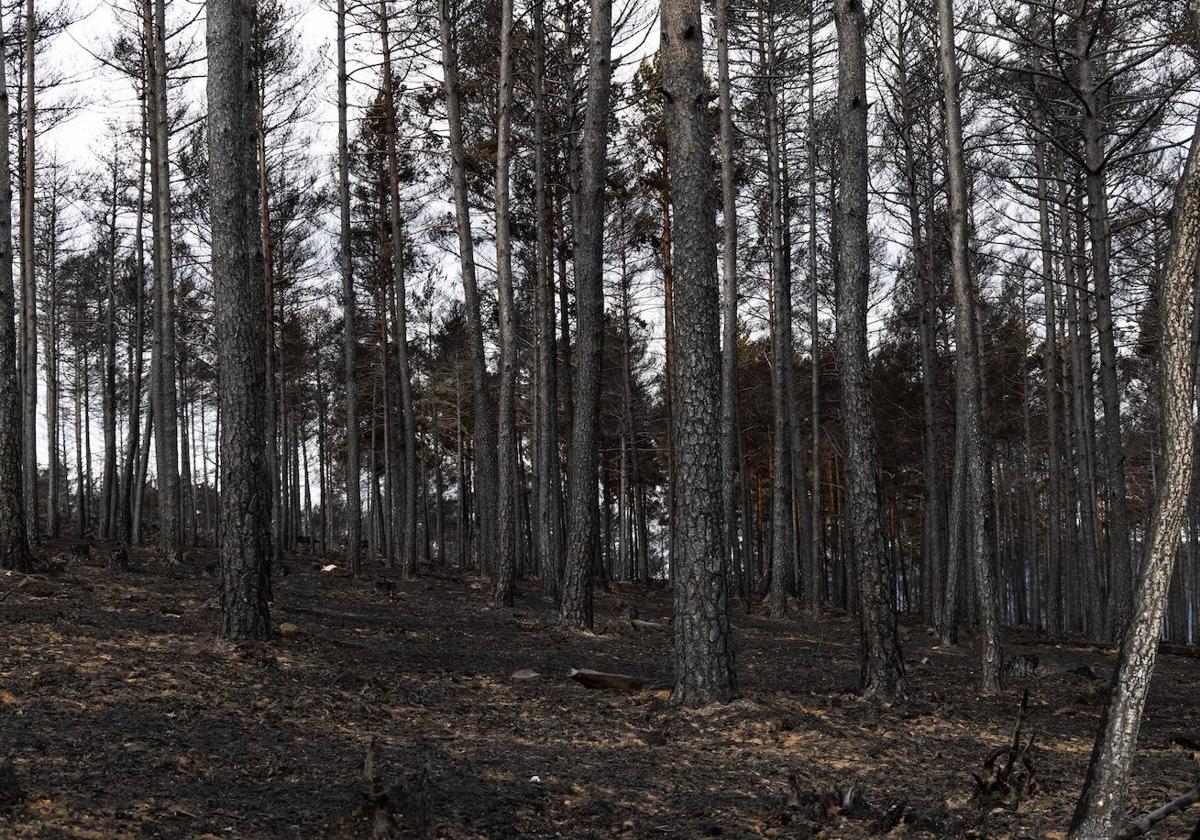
[
  {"x1": 100, "y1": 146, "x2": 120, "y2": 540},
  {"x1": 0, "y1": 9, "x2": 31, "y2": 571},
  {"x1": 559, "y1": 0, "x2": 613, "y2": 629},
  {"x1": 208, "y1": 0, "x2": 272, "y2": 640},
  {"x1": 21, "y1": 0, "x2": 36, "y2": 544},
  {"x1": 438, "y1": 0, "x2": 498, "y2": 577},
  {"x1": 378, "y1": 1, "x2": 419, "y2": 579},
  {"x1": 936, "y1": 0, "x2": 1001, "y2": 691},
  {"x1": 834, "y1": 0, "x2": 906, "y2": 703},
  {"x1": 1068, "y1": 52, "x2": 1200, "y2": 838},
  {"x1": 145, "y1": 0, "x2": 182, "y2": 563},
  {"x1": 337, "y1": 0, "x2": 361, "y2": 574},
  {"x1": 1074, "y1": 3, "x2": 1132, "y2": 638},
  {"x1": 661, "y1": 0, "x2": 737, "y2": 706},
  {"x1": 532, "y1": 0, "x2": 561, "y2": 601},
  {"x1": 492, "y1": 0, "x2": 518, "y2": 605},
  {"x1": 758, "y1": 6, "x2": 794, "y2": 620},
  {"x1": 716, "y1": 0, "x2": 739, "y2": 608}
]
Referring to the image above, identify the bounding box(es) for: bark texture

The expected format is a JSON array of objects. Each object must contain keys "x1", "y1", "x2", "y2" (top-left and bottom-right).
[
  {"x1": 834, "y1": 0, "x2": 906, "y2": 703},
  {"x1": 0, "y1": 10, "x2": 31, "y2": 572},
  {"x1": 1068, "y1": 45, "x2": 1200, "y2": 839},
  {"x1": 209, "y1": 0, "x2": 272, "y2": 640},
  {"x1": 492, "y1": 0, "x2": 518, "y2": 605},
  {"x1": 936, "y1": 0, "x2": 1002, "y2": 691},
  {"x1": 559, "y1": 0, "x2": 613, "y2": 629},
  {"x1": 337, "y1": 0, "x2": 362, "y2": 574},
  {"x1": 661, "y1": 0, "x2": 737, "y2": 706},
  {"x1": 438, "y1": 0, "x2": 498, "y2": 576}
]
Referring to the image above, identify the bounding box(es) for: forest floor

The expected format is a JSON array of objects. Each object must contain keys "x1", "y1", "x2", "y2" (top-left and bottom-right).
[{"x1": 2, "y1": 541, "x2": 1200, "y2": 839}]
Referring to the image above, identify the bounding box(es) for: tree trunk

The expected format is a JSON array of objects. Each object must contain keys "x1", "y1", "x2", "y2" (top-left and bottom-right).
[
  {"x1": 834, "y1": 0, "x2": 905, "y2": 703},
  {"x1": 716, "y1": 0, "x2": 739, "y2": 605},
  {"x1": 119, "y1": 103, "x2": 149, "y2": 548},
  {"x1": 0, "y1": 10, "x2": 31, "y2": 571},
  {"x1": 532, "y1": 0, "x2": 560, "y2": 601},
  {"x1": 758, "y1": 5, "x2": 794, "y2": 619},
  {"x1": 1033, "y1": 105, "x2": 1061, "y2": 635},
  {"x1": 208, "y1": 0, "x2": 272, "y2": 640},
  {"x1": 661, "y1": 0, "x2": 737, "y2": 706},
  {"x1": 491, "y1": 0, "x2": 518, "y2": 604},
  {"x1": 337, "y1": 0, "x2": 361, "y2": 574},
  {"x1": 100, "y1": 148, "x2": 120, "y2": 540},
  {"x1": 1074, "y1": 5, "x2": 1132, "y2": 638},
  {"x1": 806, "y1": 9, "x2": 823, "y2": 613},
  {"x1": 438, "y1": 0, "x2": 498, "y2": 577},
  {"x1": 1068, "y1": 71, "x2": 1200, "y2": 840},
  {"x1": 378, "y1": 3, "x2": 419, "y2": 579},
  {"x1": 559, "y1": 0, "x2": 613, "y2": 629},
  {"x1": 21, "y1": 0, "x2": 36, "y2": 544},
  {"x1": 936, "y1": 0, "x2": 1001, "y2": 692},
  {"x1": 145, "y1": 0, "x2": 181, "y2": 564}
]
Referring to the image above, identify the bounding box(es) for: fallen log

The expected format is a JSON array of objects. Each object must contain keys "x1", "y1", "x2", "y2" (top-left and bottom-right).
[{"x1": 568, "y1": 668, "x2": 646, "y2": 691}]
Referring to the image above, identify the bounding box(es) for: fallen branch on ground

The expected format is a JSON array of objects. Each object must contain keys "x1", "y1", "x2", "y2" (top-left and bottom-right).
[
  {"x1": 1112, "y1": 776, "x2": 1200, "y2": 840},
  {"x1": 568, "y1": 668, "x2": 646, "y2": 691}
]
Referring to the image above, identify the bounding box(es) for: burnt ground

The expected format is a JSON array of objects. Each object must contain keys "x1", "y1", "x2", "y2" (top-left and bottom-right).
[{"x1": 1, "y1": 540, "x2": 1199, "y2": 839}]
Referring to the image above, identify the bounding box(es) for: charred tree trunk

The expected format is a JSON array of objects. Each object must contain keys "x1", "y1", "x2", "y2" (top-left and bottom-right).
[
  {"x1": 661, "y1": 0, "x2": 737, "y2": 706},
  {"x1": 492, "y1": 0, "x2": 518, "y2": 604},
  {"x1": 438, "y1": 0, "x2": 498, "y2": 576},
  {"x1": 145, "y1": 0, "x2": 182, "y2": 564},
  {"x1": 716, "y1": 0, "x2": 739, "y2": 604},
  {"x1": 208, "y1": 0, "x2": 272, "y2": 640},
  {"x1": 532, "y1": 0, "x2": 561, "y2": 601},
  {"x1": 936, "y1": 0, "x2": 1001, "y2": 692},
  {"x1": 559, "y1": 0, "x2": 613, "y2": 630},
  {"x1": 378, "y1": 3, "x2": 419, "y2": 579},
  {"x1": 20, "y1": 0, "x2": 36, "y2": 544},
  {"x1": 0, "y1": 11, "x2": 31, "y2": 571},
  {"x1": 337, "y1": 0, "x2": 362, "y2": 574},
  {"x1": 834, "y1": 0, "x2": 905, "y2": 703},
  {"x1": 758, "y1": 7, "x2": 794, "y2": 619}
]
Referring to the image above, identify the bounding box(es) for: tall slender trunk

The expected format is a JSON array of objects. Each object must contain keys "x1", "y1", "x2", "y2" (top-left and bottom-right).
[
  {"x1": 209, "y1": 0, "x2": 271, "y2": 639},
  {"x1": 716, "y1": 0, "x2": 739, "y2": 603},
  {"x1": 834, "y1": 0, "x2": 905, "y2": 702},
  {"x1": 44, "y1": 188, "x2": 59, "y2": 539},
  {"x1": 1069, "y1": 69, "x2": 1200, "y2": 840},
  {"x1": 759, "y1": 5, "x2": 794, "y2": 619},
  {"x1": 1033, "y1": 108, "x2": 1061, "y2": 635},
  {"x1": 559, "y1": 0, "x2": 613, "y2": 629},
  {"x1": 532, "y1": 0, "x2": 560, "y2": 600},
  {"x1": 100, "y1": 148, "x2": 120, "y2": 540},
  {"x1": 491, "y1": 0, "x2": 517, "y2": 604},
  {"x1": 337, "y1": 0, "x2": 361, "y2": 573},
  {"x1": 120, "y1": 109, "x2": 149, "y2": 547},
  {"x1": 806, "y1": 8, "x2": 823, "y2": 613},
  {"x1": 378, "y1": 3, "x2": 419, "y2": 579},
  {"x1": 1075, "y1": 6, "x2": 1131, "y2": 637},
  {"x1": 662, "y1": 0, "x2": 736, "y2": 706},
  {"x1": 895, "y1": 16, "x2": 944, "y2": 624},
  {"x1": 0, "y1": 10, "x2": 32, "y2": 571},
  {"x1": 21, "y1": 0, "x2": 36, "y2": 543},
  {"x1": 936, "y1": 0, "x2": 1001, "y2": 691},
  {"x1": 145, "y1": 0, "x2": 181, "y2": 563},
  {"x1": 438, "y1": 0, "x2": 497, "y2": 576},
  {"x1": 254, "y1": 36, "x2": 282, "y2": 573}
]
